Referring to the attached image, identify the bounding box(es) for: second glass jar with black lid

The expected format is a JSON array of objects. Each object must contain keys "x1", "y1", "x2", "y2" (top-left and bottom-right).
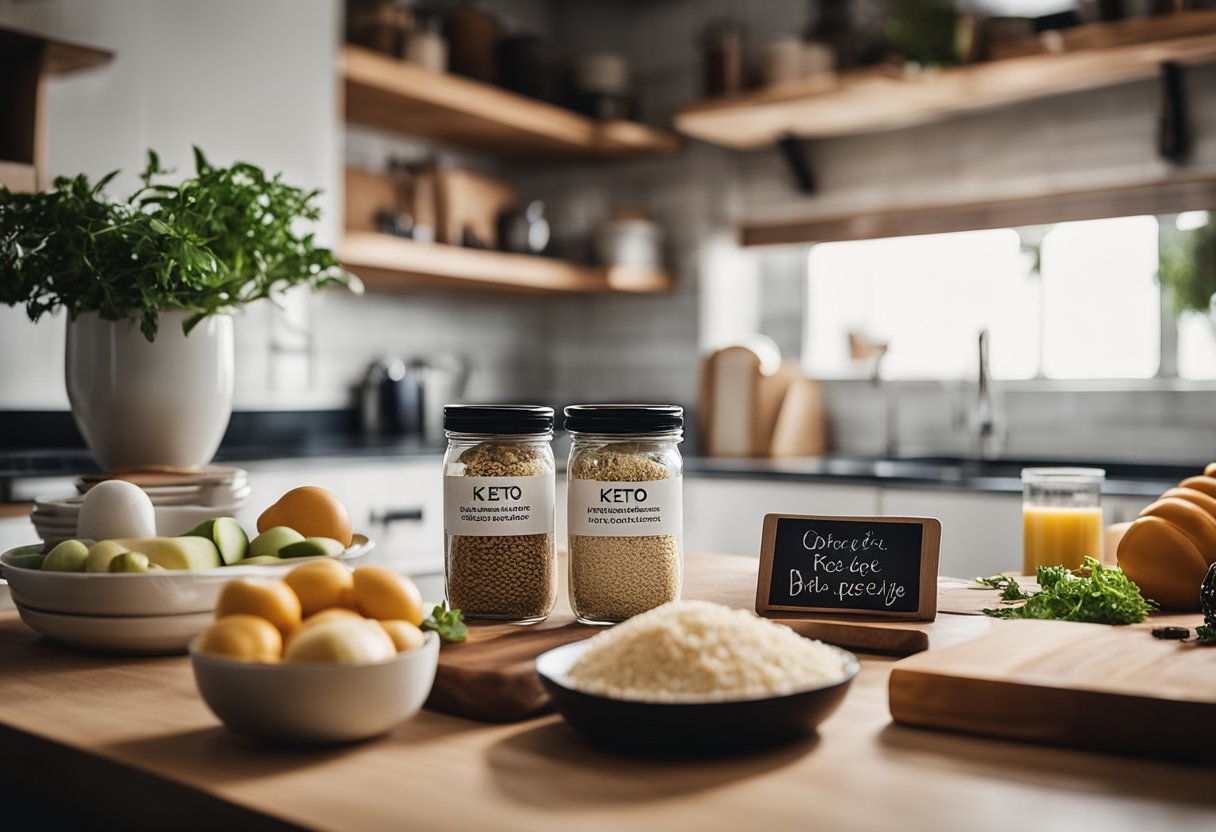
[
  {"x1": 443, "y1": 405, "x2": 556, "y2": 623},
  {"x1": 565, "y1": 404, "x2": 684, "y2": 625}
]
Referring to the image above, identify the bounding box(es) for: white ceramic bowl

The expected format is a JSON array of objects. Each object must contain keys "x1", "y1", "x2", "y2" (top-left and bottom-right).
[
  {"x1": 0, "y1": 535, "x2": 375, "y2": 617},
  {"x1": 190, "y1": 631, "x2": 440, "y2": 744},
  {"x1": 16, "y1": 606, "x2": 213, "y2": 655}
]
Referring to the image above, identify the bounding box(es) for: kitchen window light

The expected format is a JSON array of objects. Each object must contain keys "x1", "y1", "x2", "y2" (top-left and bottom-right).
[{"x1": 801, "y1": 216, "x2": 1169, "y2": 382}]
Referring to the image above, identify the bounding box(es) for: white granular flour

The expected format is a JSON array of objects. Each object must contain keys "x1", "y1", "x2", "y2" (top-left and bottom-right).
[{"x1": 565, "y1": 600, "x2": 850, "y2": 703}]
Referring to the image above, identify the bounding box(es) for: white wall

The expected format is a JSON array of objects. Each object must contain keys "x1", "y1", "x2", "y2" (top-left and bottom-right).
[{"x1": 0, "y1": 0, "x2": 341, "y2": 409}]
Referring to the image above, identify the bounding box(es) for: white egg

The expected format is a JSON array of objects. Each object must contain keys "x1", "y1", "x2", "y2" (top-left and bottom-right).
[{"x1": 77, "y1": 480, "x2": 157, "y2": 541}]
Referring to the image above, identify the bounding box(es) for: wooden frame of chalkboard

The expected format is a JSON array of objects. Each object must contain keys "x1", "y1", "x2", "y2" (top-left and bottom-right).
[{"x1": 756, "y1": 514, "x2": 941, "y2": 621}]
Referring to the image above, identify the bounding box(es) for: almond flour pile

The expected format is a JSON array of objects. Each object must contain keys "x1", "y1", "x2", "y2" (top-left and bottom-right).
[{"x1": 565, "y1": 600, "x2": 850, "y2": 703}]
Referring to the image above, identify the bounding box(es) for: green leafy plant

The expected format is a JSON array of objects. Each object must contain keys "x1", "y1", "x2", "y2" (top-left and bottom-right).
[
  {"x1": 980, "y1": 557, "x2": 1155, "y2": 625},
  {"x1": 0, "y1": 147, "x2": 353, "y2": 340},
  {"x1": 1159, "y1": 218, "x2": 1216, "y2": 317},
  {"x1": 975, "y1": 573, "x2": 1029, "y2": 602},
  {"x1": 421, "y1": 601, "x2": 468, "y2": 644}
]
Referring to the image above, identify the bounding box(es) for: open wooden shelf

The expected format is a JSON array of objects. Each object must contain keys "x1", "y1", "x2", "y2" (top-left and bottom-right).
[
  {"x1": 342, "y1": 45, "x2": 681, "y2": 160},
  {"x1": 675, "y1": 10, "x2": 1216, "y2": 149},
  {"x1": 340, "y1": 232, "x2": 674, "y2": 295}
]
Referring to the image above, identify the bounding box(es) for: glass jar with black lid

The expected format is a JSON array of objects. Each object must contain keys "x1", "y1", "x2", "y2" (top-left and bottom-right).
[
  {"x1": 565, "y1": 404, "x2": 684, "y2": 625},
  {"x1": 443, "y1": 405, "x2": 556, "y2": 623}
]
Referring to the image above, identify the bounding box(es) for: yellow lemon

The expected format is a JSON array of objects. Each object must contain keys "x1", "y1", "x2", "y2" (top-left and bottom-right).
[
  {"x1": 196, "y1": 614, "x2": 283, "y2": 662},
  {"x1": 353, "y1": 565, "x2": 424, "y2": 626},
  {"x1": 215, "y1": 578, "x2": 302, "y2": 639},
  {"x1": 378, "y1": 619, "x2": 426, "y2": 652},
  {"x1": 284, "y1": 618, "x2": 396, "y2": 664},
  {"x1": 284, "y1": 558, "x2": 355, "y2": 617}
]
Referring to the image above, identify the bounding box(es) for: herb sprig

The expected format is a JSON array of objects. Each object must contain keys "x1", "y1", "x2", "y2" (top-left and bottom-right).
[
  {"x1": 979, "y1": 557, "x2": 1155, "y2": 625},
  {"x1": 0, "y1": 148, "x2": 353, "y2": 341},
  {"x1": 421, "y1": 602, "x2": 468, "y2": 644}
]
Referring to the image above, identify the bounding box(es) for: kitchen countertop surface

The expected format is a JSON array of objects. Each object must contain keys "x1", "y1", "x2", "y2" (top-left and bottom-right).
[{"x1": 1, "y1": 553, "x2": 1213, "y2": 832}]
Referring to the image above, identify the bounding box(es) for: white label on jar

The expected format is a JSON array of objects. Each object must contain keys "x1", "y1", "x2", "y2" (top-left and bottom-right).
[
  {"x1": 444, "y1": 475, "x2": 555, "y2": 537},
  {"x1": 568, "y1": 478, "x2": 683, "y2": 537}
]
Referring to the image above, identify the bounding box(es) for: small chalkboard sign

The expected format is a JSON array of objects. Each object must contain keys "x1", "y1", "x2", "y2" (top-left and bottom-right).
[{"x1": 755, "y1": 514, "x2": 941, "y2": 621}]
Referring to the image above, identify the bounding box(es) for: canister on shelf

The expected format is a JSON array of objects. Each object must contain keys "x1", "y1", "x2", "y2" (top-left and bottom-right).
[
  {"x1": 443, "y1": 405, "x2": 556, "y2": 623},
  {"x1": 565, "y1": 405, "x2": 684, "y2": 625}
]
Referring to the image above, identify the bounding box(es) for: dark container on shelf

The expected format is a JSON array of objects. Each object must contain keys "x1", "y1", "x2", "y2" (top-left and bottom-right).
[
  {"x1": 446, "y1": 3, "x2": 500, "y2": 83},
  {"x1": 497, "y1": 35, "x2": 567, "y2": 105}
]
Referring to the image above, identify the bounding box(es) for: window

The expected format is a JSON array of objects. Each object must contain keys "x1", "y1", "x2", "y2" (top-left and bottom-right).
[{"x1": 803, "y1": 216, "x2": 1164, "y2": 381}]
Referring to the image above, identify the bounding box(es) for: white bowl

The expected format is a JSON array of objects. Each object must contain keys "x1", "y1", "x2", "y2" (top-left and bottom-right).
[
  {"x1": 16, "y1": 606, "x2": 213, "y2": 655},
  {"x1": 0, "y1": 536, "x2": 375, "y2": 617},
  {"x1": 190, "y1": 631, "x2": 440, "y2": 744}
]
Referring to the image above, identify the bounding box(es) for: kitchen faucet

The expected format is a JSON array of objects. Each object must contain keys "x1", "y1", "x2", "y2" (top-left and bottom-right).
[{"x1": 971, "y1": 329, "x2": 1004, "y2": 459}]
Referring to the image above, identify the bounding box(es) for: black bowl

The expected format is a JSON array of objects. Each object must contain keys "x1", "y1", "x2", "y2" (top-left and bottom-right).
[{"x1": 535, "y1": 640, "x2": 860, "y2": 757}]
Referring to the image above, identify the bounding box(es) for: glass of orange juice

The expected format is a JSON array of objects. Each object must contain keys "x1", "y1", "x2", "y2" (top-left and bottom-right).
[{"x1": 1022, "y1": 468, "x2": 1105, "y2": 575}]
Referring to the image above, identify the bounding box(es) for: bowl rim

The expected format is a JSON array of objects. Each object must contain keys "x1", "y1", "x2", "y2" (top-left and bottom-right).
[
  {"x1": 536, "y1": 637, "x2": 860, "y2": 706},
  {"x1": 0, "y1": 534, "x2": 374, "y2": 579},
  {"x1": 188, "y1": 629, "x2": 439, "y2": 672}
]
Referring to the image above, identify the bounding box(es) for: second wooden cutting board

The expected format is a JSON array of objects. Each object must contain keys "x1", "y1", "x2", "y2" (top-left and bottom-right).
[{"x1": 888, "y1": 616, "x2": 1215, "y2": 762}]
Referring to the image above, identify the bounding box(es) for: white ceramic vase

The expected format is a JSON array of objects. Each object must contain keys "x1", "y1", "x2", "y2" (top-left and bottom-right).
[{"x1": 65, "y1": 311, "x2": 234, "y2": 470}]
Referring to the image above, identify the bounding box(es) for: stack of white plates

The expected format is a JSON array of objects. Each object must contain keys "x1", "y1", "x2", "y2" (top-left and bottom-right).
[{"x1": 30, "y1": 466, "x2": 250, "y2": 546}]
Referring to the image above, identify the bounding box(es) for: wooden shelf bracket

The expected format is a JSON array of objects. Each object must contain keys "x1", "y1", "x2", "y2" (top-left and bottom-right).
[{"x1": 1159, "y1": 61, "x2": 1189, "y2": 164}]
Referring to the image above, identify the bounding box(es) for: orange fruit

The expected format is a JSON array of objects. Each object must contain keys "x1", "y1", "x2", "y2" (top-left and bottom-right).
[
  {"x1": 352, "y1": 565, "x2": 424, "y2": 626},
  {"x1": 379, "y1": 619, "x2": 426, "y2": 652},
  {"x1": 284, "y1": 558, "x2": 355, "y2": 617},
  {"x1": 196, "y1": 614, "x2": 282, "y2": 662},
  {"x1": 215, "y1": 578, "x2": 302, "y2": 639},
  {"x1": 1204, "y1": 462, "x2": 1216, "y2": 478},
  {"x1": 257, "y1": 486, "x2": 354, "y2": 547}
]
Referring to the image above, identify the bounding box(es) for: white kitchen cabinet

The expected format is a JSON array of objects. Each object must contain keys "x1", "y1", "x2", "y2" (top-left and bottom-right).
[
  {"x1": 877, "y1": 488, "x2": 1021, "y2": 579},
  {"x1": 682, "y1": 478, "x2": 880, "y2": 558},
  {"x1": 242, "y1": 457, "x2": 445, "y2": 581}
]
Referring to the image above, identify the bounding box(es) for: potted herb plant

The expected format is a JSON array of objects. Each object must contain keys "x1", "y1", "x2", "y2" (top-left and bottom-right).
[
  {"x1": 1159, "y1": 216, "x2": 1216, "y2": 324},
  {"x1": 0, "y1": 148, "x2": 354, "y2": 469}
]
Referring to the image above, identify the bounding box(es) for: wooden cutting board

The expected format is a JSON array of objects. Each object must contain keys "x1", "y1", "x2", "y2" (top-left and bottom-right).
[
  {"x1": 425, "y1": 553, "x2": 981, "y2": 722},
  {"x1": 888, "y1": 617, "x2": 1216, "y2": 763}
]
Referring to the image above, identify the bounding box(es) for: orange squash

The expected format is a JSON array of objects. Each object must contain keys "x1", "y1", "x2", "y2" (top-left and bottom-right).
[
  {"x1": 1138, "y1": 497, "x2": 1216, "y2": 566},
  {"x1": 1116, "y1": 516, "x2": 1207, "y2": 610}
]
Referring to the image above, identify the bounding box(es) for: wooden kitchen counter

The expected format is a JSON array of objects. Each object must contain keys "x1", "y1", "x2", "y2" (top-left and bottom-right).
[{"x1": 1, "y1": 556, "x2": 1214, "y2": 832}]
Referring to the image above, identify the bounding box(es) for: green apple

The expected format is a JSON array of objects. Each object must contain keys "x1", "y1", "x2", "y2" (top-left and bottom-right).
[
  {"x1": 184, "y1": 517, "x2": 249, "y2": 565},
  {"x1": 231, "y1": 555, "x2": 284, "y2": 566},
  {"x1": 279, "y1": 537, "x2": 346, "y2": 559},
  {"x1": 42, "y1": 540, "x2": 89, "y2": 572},
  {"x1": 109, "y1": 537, "x2": 220, "y2": 570},
  {"x1": 109, "y1": 551, "x2": 150, "y2": 573},
  {"x1": 86, "y1": 540, "x2": 132, "y2": 573},
  {"x1": 249, "y1": 526, "x2": 306, "y2": 558}
]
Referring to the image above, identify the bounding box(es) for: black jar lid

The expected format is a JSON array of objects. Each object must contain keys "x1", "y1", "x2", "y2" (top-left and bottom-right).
[
  {"x1": 444, "y1": 405, "x2": 554, "y2": 434},
  {"x1": 563, "y1": 404, "x2": 683, "y2": 434}
]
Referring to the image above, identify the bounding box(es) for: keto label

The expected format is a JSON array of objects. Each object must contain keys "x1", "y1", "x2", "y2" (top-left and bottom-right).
[
  {"x1": 444, "y1": 475, "x2": 554, "y2": 536},
  {"x1": 568, "y1": 477, "x2": 682, "y2": 537}
]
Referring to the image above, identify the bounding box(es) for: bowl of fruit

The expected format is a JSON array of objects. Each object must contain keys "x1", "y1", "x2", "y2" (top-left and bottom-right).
[
  {"x1": 0, "y1": 483, "x2": 379, "y2": 653},
  {"x1": 189, "y1": 561, "x2": 453, "y2": 744}
]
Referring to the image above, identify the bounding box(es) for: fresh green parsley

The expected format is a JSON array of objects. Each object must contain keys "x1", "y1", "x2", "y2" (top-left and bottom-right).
[{"x1": 980, "y1": 556, "x2": 1155, "y2": 625}]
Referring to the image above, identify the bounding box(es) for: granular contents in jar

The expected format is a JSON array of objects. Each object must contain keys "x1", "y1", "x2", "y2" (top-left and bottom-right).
[
  {"x1": 447, "y1": 443, "x2": 556, "y2": 620},
  {"x1": 569, "y1": 447, "x2": 681, "y2": 622}
]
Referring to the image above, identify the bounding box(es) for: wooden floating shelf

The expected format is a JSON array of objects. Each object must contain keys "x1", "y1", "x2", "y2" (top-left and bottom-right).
[
  {"x1": 675, "y1": 10, "x2": 1216, "y2": 149},
  {"x1": 342, "y1": 45, "x2": 681, "y2": 160},
  {"x1": 340, "y1": 232, "x2": 674, "y2": 295},
  {"x1": 0, "y1": 26, "x2": 113, "y2": 75}
]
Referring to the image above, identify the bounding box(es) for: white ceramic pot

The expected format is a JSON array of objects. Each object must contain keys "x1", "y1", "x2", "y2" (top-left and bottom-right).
[{"x1": 65, "y1": 311, "x2": 234, "y2": 470}]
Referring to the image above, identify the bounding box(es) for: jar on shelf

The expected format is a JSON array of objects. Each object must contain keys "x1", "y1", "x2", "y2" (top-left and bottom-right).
[
  {"x1": 443, "y1": 405, "x2": 556, "y2": 623},
  {"x1": 565, "y1": 404, "x2": 684, "y2": 625}
]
